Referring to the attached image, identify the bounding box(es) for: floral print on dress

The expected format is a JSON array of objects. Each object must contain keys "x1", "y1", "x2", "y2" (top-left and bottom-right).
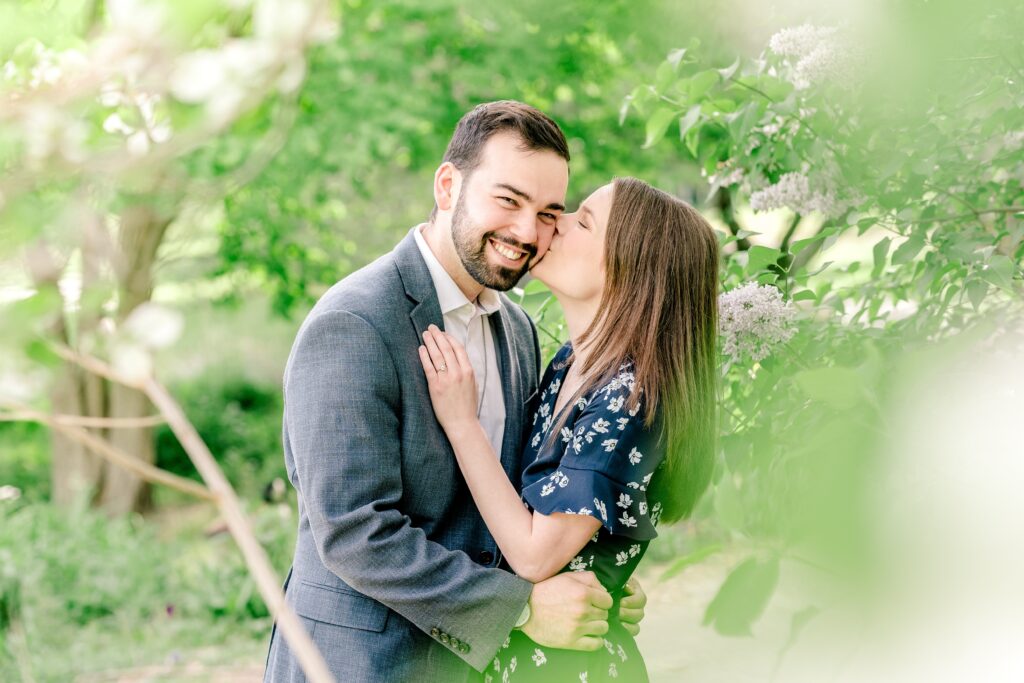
[{"x1": 491, "y1": 341, "x2": 660, "y2": 683}]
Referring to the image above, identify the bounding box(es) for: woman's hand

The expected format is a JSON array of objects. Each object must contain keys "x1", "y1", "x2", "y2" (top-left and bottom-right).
[{"x1": 418, "y1": 324, "x2": 479, "y2": 433}]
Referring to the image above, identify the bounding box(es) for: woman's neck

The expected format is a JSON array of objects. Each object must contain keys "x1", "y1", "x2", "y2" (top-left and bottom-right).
[{"x1": 559, "y1": 294, "x2": 602, "y2": 369}]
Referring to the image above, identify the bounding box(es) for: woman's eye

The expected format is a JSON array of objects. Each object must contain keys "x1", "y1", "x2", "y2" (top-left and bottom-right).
[{"x1": 577, "y1": 220, "x2": 590, "y2": 230}]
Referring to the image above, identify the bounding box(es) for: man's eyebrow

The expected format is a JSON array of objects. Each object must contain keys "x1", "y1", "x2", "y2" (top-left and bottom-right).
[{"x1": 494, "y1": 183, "x2": 565, "y2": 212}]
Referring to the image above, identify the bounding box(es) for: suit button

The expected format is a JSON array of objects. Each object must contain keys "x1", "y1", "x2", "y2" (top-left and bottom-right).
[
  {"x1": 460, "y1": 643, "x2": 471, "y2": 654},
  {"x1": 478, "y1": 550, "x2": 494, "y2": 564},
  {"x1": 430, "y1": 627, "x2": 440, "y2": 638},
  {"x1": 450, "y1": 637, "x2": 460, "y2": 649},
  {"x1": 440, "y1": 633, "x2": 450, "y2": 645}
]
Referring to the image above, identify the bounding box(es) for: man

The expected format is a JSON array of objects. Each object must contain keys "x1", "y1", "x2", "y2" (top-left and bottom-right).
[{"x1": 265, "y1": 101, "x2": 646, "y2": 682}]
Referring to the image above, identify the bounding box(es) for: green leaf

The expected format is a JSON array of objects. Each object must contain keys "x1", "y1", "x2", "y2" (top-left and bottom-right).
[
  {"x1": 791, "y1": 289, "x2": 817, "y2": 302},
  {"x1": 718, "y1": 57, "x2": 741, "y2": 81},
  {"x1": 688, "y1": 69, "x2": 719, "y2": 101},
  {"x1": 702, "y1": 556, "x2": 780, "y2": 636},
  {"x1": 892, "y1": 232, "x2": 926, "y2": 265},
  {"x1": 666, "y1": 48, "x2": 688, "y2": 68},
  {"x1": 24, "y1": 339, "x2": 61, "y2": 368},
  {"x1": 794, "y1": 366, "x2": 864, "y2": 410},
  {"x1": 872, "y1": 237, "x2": 891, "y2": 278},
  {"x1": 678, "y1": 105, "x2": 702, "y2": 140},
  {"x1": 643, "y1": 107, "x2": 676, "y2": 149},
  {"x1": 746, "y1": 245, "x2": 781, "y2": 272},
  {"x1": 660, "y1": 544, "x2": 722, "y2": 582},
  {"x1": 966, "y1": 279, "x2": 988, "y2": 310},
  {"x1": 981, "y1": 255, "x2": 1016, "y2": 293}
]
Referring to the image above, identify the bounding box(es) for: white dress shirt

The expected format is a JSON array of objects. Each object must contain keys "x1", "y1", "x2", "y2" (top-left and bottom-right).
[{"x1": 414, "y1": 225, "x2": 506, "y2": 458}]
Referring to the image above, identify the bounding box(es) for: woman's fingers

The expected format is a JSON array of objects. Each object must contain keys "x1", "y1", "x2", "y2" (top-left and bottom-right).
[
  {"x1": 418, "y1": 345, "x2": 437, "y2": 380},
  {"x1": 621, "y1": 622, "x2": 640, "y2": 637},
  {"x1": 422, "y1": 328, "x2": 448, "y2": 373},
  {"x1": 428, "y1": 324, "x2": 460, "y2": 375}
]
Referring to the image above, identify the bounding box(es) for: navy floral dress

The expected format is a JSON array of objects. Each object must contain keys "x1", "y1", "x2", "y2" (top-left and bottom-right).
[{"x1": 484, "y1": 342, "x2": 665, "y2": 683}]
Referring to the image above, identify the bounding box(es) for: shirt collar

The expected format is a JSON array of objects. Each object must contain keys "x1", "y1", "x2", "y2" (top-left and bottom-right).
[{"x1": 414, "y1": 224, "x2": 502, "y2": 316}]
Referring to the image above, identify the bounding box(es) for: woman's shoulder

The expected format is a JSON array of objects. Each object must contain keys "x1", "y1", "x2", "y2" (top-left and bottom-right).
[{"x1": 545, "y1": 340, "x2": 575, "y2": 372}]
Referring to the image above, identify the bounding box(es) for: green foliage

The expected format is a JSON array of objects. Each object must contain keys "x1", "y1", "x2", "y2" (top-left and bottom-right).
[
  {"x1": 0, "y1": 423, "x2": 49, "y2": 501},
  {"x1": 156, "y1": 376, "x2": 286, "y2": 499},
  {"x1": 217, "y1": 0, "x2": 698, "y2": 315},
  {"x1": 0, "y1": 499, "x2": 295, "y2": 680},
  {"x1": 620, "y1": 0, "x2": 1024, "y2": 647}
]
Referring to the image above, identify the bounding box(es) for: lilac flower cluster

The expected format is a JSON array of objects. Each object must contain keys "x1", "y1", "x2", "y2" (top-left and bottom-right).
[
  {"x1": 768, "y1": 24, "x2": 854, "y2": 90},
  {"x1": 748, "y1": 172, "x2": 850, "y2": 218},
  {"x1": 719, "y1": 283, "x2": 797, "y2": 364}
]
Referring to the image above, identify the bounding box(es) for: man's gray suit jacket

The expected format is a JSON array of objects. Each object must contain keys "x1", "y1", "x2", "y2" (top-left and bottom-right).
[{"x1": 264, "y1": 229, "x2": 539, "y2": 682}]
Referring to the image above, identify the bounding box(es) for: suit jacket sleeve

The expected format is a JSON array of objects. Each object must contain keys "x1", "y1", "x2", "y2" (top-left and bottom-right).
[{"x1": 284, "y1": 308, "x2": 532, "y2": 671}]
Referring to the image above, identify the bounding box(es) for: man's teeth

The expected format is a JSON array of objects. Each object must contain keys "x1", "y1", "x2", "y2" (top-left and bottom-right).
[{"x1": 492, "y1": 241, "x2": 524, "y2": 260}]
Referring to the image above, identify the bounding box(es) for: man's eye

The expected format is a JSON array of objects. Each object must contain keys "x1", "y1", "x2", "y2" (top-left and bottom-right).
[
  {"x1": 540, "y1": 213, "x2": 557, "y2": 223},
  {"x1": 499, "y1": 196, "x2": 517, "y2": 206}
]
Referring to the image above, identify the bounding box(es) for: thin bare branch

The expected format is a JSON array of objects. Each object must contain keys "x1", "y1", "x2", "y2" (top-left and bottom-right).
[
  {"x1": 0, "y1": 411, "x2": 164, "y2": 428},
  {"x1": 0, "y1": 404, "x2": 215, "y2": 502},
  {"x1": 142, "y1": 377, "x2": 335, "y2": 683}
]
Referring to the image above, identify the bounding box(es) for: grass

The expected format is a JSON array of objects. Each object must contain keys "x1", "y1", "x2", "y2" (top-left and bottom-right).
[{"x1": 0, "y1": 498, "x2": 296, "y2": 683}]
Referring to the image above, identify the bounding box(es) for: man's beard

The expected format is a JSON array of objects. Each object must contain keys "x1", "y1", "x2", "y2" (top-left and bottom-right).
[{"x1": 451, "y1": 193, "x2": 536, "y2": 291}]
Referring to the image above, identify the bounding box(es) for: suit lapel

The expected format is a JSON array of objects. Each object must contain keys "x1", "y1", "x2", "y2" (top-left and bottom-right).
[
  {"x1": 394, "y1": 229, "x2": 446, "y2": 338},
  {"x1": 395, "y1": 227, "x2": 523, "y2": 480},
  {"x1": 489, "y1": 303, "x2": 524, "y2": 484}
]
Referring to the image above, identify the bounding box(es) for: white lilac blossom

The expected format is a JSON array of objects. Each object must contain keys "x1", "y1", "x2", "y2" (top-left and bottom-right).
[
  {"x1": 748, "y1": 172, "x2": 849, "y2": 218},
  {"x1": 768, "y1": 24, "x2": 854, "y2": 90},
  {"x1": 719, "y1": 283, "x2": 797, "y2": 363}
]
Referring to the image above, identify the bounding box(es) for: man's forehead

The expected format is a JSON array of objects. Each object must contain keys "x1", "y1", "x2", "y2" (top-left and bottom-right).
[{"x1": 474, "y1": 134, "x2": 568, "y2": 202}]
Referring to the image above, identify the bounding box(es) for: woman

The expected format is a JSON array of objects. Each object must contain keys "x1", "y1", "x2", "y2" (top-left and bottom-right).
[{"x1": 418, "y1": 177, "x2": 720, "y2": 682}]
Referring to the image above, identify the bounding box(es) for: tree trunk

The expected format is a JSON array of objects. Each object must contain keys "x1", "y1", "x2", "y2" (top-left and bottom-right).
[
  {"x1": 49, "y1": 201, "x2": 173, "y2": 514},
  {"x1": 50, "y1": 363, "x2": 106, "y2": 507}
]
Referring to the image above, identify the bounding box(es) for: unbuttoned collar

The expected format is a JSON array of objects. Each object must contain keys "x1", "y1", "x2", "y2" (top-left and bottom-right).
[{"x1": 413, "y1": 224, "x2": 502, "y2": 319}]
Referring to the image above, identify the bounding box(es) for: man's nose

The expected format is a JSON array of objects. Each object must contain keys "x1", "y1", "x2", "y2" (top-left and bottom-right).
[
  {"x1": 509, "y1": 213, "x2": 540, "y2": 245},
  {"x1": 555, "y1": 212, "x2": 574, "y2": 235}
]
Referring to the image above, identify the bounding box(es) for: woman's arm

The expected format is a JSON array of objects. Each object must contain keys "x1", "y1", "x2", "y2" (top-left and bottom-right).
[{"x1": 420, "y1": 325, "x2": 601, "y2": 582}]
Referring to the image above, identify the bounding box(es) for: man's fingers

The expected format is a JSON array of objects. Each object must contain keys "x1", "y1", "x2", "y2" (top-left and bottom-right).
[
  {"x1": 580, "y1": 619, "x2": 609, "y2": 637},
  {"x1": 621, "y1": 622, "x2": 640, "y2": 637},
  {"x1": 586, "y1": 587, "x2": 614, "y2": 611},
  {"x1": 568, "y1": 570, "x2": 602, "y2": 588},
  {"x1": 582, "y1": 605, "x2": 609, "y2": 623},
  {"x1": 573, "y1": 635, "x2": 604, "y2": 652}
]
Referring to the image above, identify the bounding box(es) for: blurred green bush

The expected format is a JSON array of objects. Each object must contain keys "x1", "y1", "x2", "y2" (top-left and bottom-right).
[
  {"x1": 0, "y1": 423, "x2": 49, "y2": 501},
  {"x1": 0, "y1": 498, "x2": 296, "y2": 680},
  {"x1": 156, "y1": 375, "x2": 287, "y2": 500}
]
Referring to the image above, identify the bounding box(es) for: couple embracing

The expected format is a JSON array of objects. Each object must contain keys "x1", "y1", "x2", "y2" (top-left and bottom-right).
[{"x1": 264, "y1": 100, "x2": 720, "y2": 682}]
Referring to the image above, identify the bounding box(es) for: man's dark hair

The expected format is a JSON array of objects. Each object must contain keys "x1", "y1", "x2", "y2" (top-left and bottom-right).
[{"x1": 430, "y1": 100, "x2": 570, "y2": 220}]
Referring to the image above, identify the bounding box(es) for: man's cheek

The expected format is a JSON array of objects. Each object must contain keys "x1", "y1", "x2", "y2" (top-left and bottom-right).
[{"x1": 535, "y1": 224, "x2": 557, "y2": 258}]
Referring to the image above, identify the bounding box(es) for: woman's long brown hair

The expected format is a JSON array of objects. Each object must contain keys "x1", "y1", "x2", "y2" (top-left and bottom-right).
[{"x1": 550, "y1": 177, "x2": 720, "y2": 523}]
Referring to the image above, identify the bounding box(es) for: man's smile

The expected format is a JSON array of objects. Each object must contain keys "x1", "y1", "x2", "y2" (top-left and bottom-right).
[{"x1": 488, "y1": 237, "x2": 530, "y2": 265}]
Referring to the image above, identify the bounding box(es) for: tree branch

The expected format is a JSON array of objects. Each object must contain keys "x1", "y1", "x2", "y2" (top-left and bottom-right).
[
  {"x1": 0, "y1": 404, "x2": 214, "y2": 502},
  {"x1": 48, "y1": 344, "x2": 336, "y2": 683}
]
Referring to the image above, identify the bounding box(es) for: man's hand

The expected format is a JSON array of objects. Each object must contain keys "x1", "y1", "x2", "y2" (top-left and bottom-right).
[
  {"x1": 521, "y1": 571, "x2": 612, "y2": 651},
  {"x1": 618, "y1": 577, "x2": 647, "y2": 636}
]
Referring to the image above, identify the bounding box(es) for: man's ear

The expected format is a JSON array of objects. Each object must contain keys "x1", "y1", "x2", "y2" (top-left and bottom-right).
[{"x1": 433, "y1": 162, "x2": 460, "y2": 212}]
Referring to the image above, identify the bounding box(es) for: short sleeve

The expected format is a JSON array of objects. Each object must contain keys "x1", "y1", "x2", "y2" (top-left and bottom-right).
[{"x1": 521, "y1": 366, "x2": 664, "y2": 540}]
